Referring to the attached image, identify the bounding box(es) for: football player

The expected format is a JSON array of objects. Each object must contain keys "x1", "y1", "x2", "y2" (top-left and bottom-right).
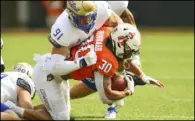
[
  {"x1": 69, "y1": 22, "x2": 164, "y2": 117},
  {"x1": 30, "y1": 1, "x2": 124, "y2": 120},
  {"x1": 1, "y1": 62, "x2": 36, "y2": 120}
]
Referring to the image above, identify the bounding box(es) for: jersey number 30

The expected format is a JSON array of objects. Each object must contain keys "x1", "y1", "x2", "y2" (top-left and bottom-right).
[{"x1": 99, "y1": 59, "x2": 112, "y2": 73}]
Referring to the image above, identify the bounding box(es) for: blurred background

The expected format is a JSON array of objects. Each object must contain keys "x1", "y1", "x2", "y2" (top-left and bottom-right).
[{"x1": 1, "y1": 1, "x2": 194, "y2": 30}]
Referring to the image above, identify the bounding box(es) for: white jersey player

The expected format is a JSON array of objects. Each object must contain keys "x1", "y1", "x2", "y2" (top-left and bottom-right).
[
  {"x1": 1, "y1": 62, "x2": 35, "y2": 108},
  {"x1": 50, "y1": 1, "x2": 113, "y2": 47},
  {"x1": 33, "y1": 1, "x2": 123, "y2": 120}
]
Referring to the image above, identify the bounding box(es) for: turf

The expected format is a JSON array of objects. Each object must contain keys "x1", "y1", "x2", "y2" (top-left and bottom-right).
[{"x1": 1, "y1": 28, "x2": 194, "y2": 120}]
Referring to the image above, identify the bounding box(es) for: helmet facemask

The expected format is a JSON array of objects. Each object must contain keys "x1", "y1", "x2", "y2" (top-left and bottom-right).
[
  {"x1": 67, "y1": 1, "x2": 97, "y2": 33},
  {"x1": 69, "y1": 10, "x2": 97, "y2": 33}
]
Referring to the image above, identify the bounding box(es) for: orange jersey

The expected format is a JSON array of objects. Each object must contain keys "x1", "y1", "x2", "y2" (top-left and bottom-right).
[{"x1": 70, "y1": 27, "x2": 118, "y2": 80}]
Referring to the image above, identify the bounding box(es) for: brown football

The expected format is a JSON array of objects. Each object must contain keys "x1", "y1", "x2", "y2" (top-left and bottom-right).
[{"x1": 111, "y1": 74, "x2": 127, "y2": 91}]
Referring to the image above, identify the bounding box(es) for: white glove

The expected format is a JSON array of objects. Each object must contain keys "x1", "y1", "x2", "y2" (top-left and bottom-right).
[
  {"x1": 124, "y1": 74, "x2": 134, "y2": 94},
  {"x1": 140, "y1": 74, "x2": 164, "y2": 87},
  {"x1": 78, "y1": 51, "x2": 97, "y2": 68}
]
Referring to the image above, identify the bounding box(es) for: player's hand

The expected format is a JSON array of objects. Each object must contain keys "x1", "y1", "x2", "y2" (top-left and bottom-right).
[
  {"x1": 4, "y1": 100, "x2": 24, "y2": 117},
  {"x1": 79, "y1": 51, "x2": 97, "y2": 68},
  {"x1": 140, "y1": 74, "x2": 164, "y2": 88},
  {"x1": 124, "y1": 74, "x2": 134, "y2": 95}
]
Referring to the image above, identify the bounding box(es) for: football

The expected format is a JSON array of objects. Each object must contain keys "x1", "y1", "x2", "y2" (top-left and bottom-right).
[{"x1": 111, "y1": 74, "x2": 127, "y2": 91}]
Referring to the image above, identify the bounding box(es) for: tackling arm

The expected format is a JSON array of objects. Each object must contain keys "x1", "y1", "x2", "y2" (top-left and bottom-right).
[
  {"x1": 124, "y1": 59, "x2": 144, "y2": 77},
  {"x1": 103, "y1": 10, "x2": 123, "y2": 27},
  {"x1": 17, "y1": 87, "x2": 33, "y2": 109},
  {"x1": 38, "y1": 36, "x2": 97, "y2": 76},
  {"x1": 120, "y1": 8, "x2": 136, "y2": 25},
  {"x1": 16, "y1": 77, "x2": 34, "y2": 109},
  {"x1": 94, "y1": 71, "x2": 130, "y2": 104},
  {"x1": 124, "y1": 59, "x2": 164, "y2": 87}
]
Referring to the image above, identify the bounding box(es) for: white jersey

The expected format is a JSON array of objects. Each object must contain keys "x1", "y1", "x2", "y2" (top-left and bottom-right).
[
  {"x1": 1, "y1": 72, "x2": 35, "y2": 105},
  {"x1": 107, "y1": 1, "x2": 129, "y2": 16},
  {"x1": 50, "y1": 1, "x2": 111, "y2": 48}
]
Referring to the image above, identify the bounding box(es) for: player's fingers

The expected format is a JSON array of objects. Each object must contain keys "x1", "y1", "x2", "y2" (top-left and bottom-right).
[
  {"x1": 159, "y1": 82, "x2": 165, "y2": 87},
  {"x1": 156, "y1": 81, "x2": 164, "y2": 88}
]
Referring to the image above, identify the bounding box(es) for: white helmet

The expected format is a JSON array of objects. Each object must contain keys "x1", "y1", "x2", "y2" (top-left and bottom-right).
[
  {"x1": 12, "y1": 62, "x2": 33, "y2": 78},
  {"x1": 111, "y1": 23, "x2": 141, "y2": 60},
  {"x1": 66, "y1": 1, "x2": 97, "y2": 33}
]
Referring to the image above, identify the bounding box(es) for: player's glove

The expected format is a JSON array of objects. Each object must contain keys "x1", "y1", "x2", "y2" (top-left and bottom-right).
[
  {"x1": 140, "y1": 74, "x2": 164, "y2": 87},
  {"x1": 124, "y1": 73, "x2": 134, "y2": 94},
  {"x1": 78, "y1": 51, "x2": 97, "y2": 68}
]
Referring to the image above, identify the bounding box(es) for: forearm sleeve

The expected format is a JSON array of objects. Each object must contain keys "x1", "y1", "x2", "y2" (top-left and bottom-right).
[
  {"x1": 34, "y1": 53, "x2": 80, "y2": 76},
  {"x1": 46, "y1": 54, "x2": 81, "y2": 76}
]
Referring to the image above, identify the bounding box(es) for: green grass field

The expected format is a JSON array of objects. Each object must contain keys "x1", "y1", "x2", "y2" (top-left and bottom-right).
[{"x1": 1, "y1": 28, "x2": 194, "y2": 120}]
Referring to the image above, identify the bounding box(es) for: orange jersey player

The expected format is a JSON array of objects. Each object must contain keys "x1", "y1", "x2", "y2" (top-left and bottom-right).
[
  {"x1": 67, "y1": 24, "x2": 142, "y2": 105},
  {"x1": 69, "y1": 27, "x2": 118, "y2": 81}
]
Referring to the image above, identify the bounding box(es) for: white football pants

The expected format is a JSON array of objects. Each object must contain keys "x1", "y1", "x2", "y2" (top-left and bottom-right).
[{"x1": 33, "y1": 61, "x2": 70, "y2": 120}]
